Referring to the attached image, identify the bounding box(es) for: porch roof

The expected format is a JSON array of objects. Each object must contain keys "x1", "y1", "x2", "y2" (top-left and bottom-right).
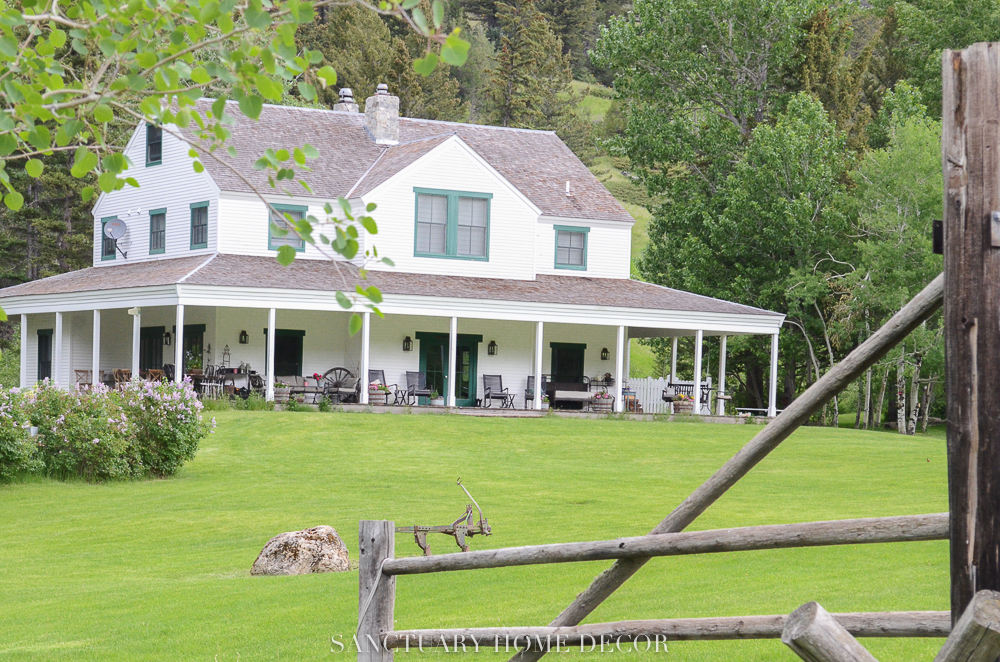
[{"x1": 0, "y1": 254, "x2": 780, "y2": 319}]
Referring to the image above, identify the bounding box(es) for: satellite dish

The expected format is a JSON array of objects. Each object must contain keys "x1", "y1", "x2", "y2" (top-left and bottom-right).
[{"x1": 104, "y1": 218, "x2": 127, "y2": 240}]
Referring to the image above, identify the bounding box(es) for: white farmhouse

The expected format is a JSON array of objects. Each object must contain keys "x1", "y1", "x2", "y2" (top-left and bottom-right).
[{"x1": 0, "y1": 87, "x2": 784, "y2": 414}]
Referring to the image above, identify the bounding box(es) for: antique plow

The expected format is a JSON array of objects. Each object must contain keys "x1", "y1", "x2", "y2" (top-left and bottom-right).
[{"x1": 396, "y1": 479, "x2": 491, "y2": 555}]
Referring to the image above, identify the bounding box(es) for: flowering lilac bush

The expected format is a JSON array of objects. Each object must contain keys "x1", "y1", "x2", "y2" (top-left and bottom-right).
[
  {"x1": 118, "y1": 379, "x2": 212, "y2": 478},
  {"x1": 0, "y1": 387, "x2": 40, "y2": 482},
  {"x1": 0, "y1": 379, "x2": 213, "y2": 484}
]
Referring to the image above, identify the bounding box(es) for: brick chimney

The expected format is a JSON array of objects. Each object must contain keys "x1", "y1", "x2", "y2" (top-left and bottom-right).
[
  {"x1": 364, "y1": 83, "x2": 399, "y2": 146},
  {"x1": 333, "y1": 88, "x2": 359, "y2": 113}
]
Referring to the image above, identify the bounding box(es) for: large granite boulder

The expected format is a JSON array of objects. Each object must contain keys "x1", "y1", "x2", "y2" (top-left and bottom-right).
[{"x1": 251, "y1": 526, "x2": 350, "y2": 576}]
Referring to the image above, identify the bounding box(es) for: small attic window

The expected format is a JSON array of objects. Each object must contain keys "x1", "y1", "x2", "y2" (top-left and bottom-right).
[{"x1": 146, "y1": 124, "x2": 162, "y2": 166}]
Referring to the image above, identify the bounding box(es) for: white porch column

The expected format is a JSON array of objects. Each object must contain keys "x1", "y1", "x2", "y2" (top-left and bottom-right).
[
  {"x1": 174, "y1": 304, "x2": 185, "y2": 383},
  {"x1": 265, "y1": 307, "x2": 275, "y2": 401},
  {"x1": 447, "y1": 316, "x2": 457, "y2": 408},
  {"x1": 19, "y1": 314, "x2": 27, "y2": 388},
  {"x1": 670, "y1": 336, "x2": 678, "y2": 382},
  {"x1": 716, "y1": 335, "x2": 728, "y2": 416},
  {"x1": 692, "y1": 329, "x2": 703, "y2": 415},
  {"x1": 614, "y1": 325, "x2": 625, "y2": 412},
  {"x1": 360, "y1": 312, "x2": 371, "y2": 405},
  {"x1": 91, "y1": 310, "x2": 100, "y2": 388},
  {"x1": 533, "y1": 321, "x2": 544, "y2": 410},
  {"x1": 54, "y1": 311, "x2": 63, "y2": 388},
  {"x1": 130, "y1": 308, "x2": 141, "y2": 379},
  {"x1": 767, "y1": 332, "x2": 779, "y2": 417}
]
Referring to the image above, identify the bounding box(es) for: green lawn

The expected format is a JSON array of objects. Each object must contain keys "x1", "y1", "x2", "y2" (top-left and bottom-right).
[{"x1": 0, "y1": 412, "x2": 948, "y2": 661}]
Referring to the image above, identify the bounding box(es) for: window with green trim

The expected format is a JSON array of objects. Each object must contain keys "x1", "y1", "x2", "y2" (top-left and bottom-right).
[
  {"x1": 268, "y1": 203, "x2": 306, "y2": 252},
  {"x1": 554, "y1": 225, "x2": 589, "y2": 270},
  {"x1": 146, "y1": 124, "x2": 162, "y2": 166},
  {"x1": 100, "y1": 216, "x2": 117, "y2": 261},
  {"x1": 414, "y1": 188, "x2": 491, "y2": 260},
  {"x1": 149, "y1": 208, "x2": 166, "y2": 254},
  {"x1": 190, "y1": 202, "x2": 208, "y2": 249}
]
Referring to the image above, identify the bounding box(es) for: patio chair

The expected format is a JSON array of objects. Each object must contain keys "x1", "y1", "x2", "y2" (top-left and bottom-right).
[
  {"x1": 162, "y1": 364, "x2": 175, "y2": 383},
  {"x1": 405, "y1": 371, "x2": 432, "y2": 406},
  {"x1": 146, "y1": 368, "x2": 164, "y2": 382},
  {"x1": 482, "y1": 375, "x2": 515, "y2": 409},
  {"x1": 113, "y1": 369, "x2": 131, "y2": 389},
  {"x1": 74, "y1": 369, "x2": 92, "y2": 388},
  {"x1": 199, "y1": 364, "x2": 223, "y2": 398},
  {"x1": 368, "y1": 369, "x2": 401, "y2": 405},
  {"x1": 523, "y1": 375, "x2": 535, "y2": 409},
  {"x1": 323, "y1": 367, "x2": 358, "y2": 404}
]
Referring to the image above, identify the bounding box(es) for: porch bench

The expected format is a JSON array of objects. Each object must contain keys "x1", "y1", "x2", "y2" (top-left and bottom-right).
[{"x1": 552, "y1": 390, "x2": 593, "y2": 408}]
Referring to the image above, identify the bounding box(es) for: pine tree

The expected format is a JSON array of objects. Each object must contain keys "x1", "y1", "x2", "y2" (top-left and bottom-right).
[
  {"x1": 387, "y1": 37, "x2": 468, "y2": 121},
  {"x1": 536, "y1": 0, "x2": 597, "y2": 77}
]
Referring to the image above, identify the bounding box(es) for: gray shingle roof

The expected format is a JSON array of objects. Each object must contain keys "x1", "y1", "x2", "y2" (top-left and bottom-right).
[
  {"x1": 0, "y1": 254, "x2": 780, "y2": 318},
  {"x1": 190, "y1": 100, "x2": 634, "y2": 224}
]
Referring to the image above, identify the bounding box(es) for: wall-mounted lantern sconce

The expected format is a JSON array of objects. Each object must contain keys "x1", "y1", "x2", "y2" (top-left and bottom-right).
[
  {"x1": 487, "y1": 340, "x2": 498, "y2": 356},
  {"x1": 402, "y1": 335, "x2": 413, "y2": 352},
  {"x1": 601, "y1": 347, "x2": 610, "y2": 361},
  {"x1": 163, "y1": 331, "x2": 171, "y2": 346},
  {"x1": 239, "y1": 330, "x2": 249, "y2": 345}
]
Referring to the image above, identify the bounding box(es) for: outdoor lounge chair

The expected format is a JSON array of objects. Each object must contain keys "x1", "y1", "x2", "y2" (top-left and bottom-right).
[
  {"x1": 523, "y1": 375, "x2": 535, "y2": 409},
  {"x1": 482, "y1": 375, "x2": 515, "y2": 409},
  {"x1": 368, "y1": 370, "x2": 402, "y2": 405},
  {"x1": 405, "y1": 371, "x2": 433, "y2": 405}
]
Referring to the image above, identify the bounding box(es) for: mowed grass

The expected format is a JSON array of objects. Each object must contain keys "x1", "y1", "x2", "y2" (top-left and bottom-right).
[{"x1": 0, "y1": 412, "x2": 948, "y2": 661}]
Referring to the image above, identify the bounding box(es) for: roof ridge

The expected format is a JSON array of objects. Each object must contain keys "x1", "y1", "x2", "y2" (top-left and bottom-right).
[
  {"x1": 178, "y1": 253, "x2": 218, "y2": 282},
  {"x1": 346, "y1": 150, "x2": 388, "y2": 199}
]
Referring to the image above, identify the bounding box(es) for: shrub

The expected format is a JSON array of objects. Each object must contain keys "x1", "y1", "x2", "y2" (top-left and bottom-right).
[
  {"x1": 0, "y1": 387, "x2": 40, "y2": 482},
  {"x1": 119, "y1": 379, "x2": 212, "y2": 478},
  {"x1": 31, "y1": 381, "x2": 131, "y2": 481},
  {"x1": 233, "y1": 392, "x2": 273, "y2": 411}
]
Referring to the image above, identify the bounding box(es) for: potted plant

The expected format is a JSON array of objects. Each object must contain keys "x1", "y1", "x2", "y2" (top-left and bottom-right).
[
  {"x1": 273, "y1": 380, "x2": 292, "y2": 404},
  {"x1": 429, "y1": 389, "x2": 445, "y2": 406},
  {"x1": 368, "y1": 381, "x2": 391, "y2": 405},
  {"x1": 591, "y1": 389, "x2": 613, "y2": 412},
  {"x1": 673, "y1": 393, "x2": 695, "y2": 415}
]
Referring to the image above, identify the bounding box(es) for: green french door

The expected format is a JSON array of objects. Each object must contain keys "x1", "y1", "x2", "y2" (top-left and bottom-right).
[{"x1": 416, "y1": 332, "x2": 481, "y2": 407}]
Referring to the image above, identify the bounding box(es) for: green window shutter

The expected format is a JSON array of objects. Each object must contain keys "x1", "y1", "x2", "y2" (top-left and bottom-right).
[{"x1": 412, "y1": 188, "x2": 492, "y2": 261}]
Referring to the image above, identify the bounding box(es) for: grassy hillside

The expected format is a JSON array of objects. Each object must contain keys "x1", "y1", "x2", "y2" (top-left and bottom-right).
[{"x1": 0, "y1": 412, "x2": 949, "y2": 661}]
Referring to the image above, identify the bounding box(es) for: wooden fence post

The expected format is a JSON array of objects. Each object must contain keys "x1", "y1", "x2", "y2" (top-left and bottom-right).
[
  {"x1": 933, "y1": 590, "x2": 1000, "y2": 662},
  {"x1": 359, "y1": 520, "x2": 395, "y2": 662},
  {"x1": 942, "y1": 42, "x2": 1000, "y2": 624},
  {"x1": 781, "y1": 602, "x2": 879, "y2": 662}
]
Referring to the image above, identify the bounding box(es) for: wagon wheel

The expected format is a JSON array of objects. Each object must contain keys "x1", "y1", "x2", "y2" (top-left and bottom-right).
[{"x1": 322, "y1": 367, "x2": 355, "y2": 403}]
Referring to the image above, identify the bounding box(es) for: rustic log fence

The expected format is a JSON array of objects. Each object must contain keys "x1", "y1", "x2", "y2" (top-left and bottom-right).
[{"x1": 355, "y1": 43, "x2": 1000, "y2": 661}]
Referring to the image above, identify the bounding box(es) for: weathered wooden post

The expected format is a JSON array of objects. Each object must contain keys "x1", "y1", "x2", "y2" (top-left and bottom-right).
[
  {"x1": 942, "y1": 42, "x2": 1000, "y2": 625},
  {"x1": 359, "y1": 520, "x2": 395, "y2": 662},
  {"x1": 781, "y1": 602, "x2": 879, "y2": 662},
  {"x1": 933, "y1": 590, "x2": 1000, "y2": 662}
]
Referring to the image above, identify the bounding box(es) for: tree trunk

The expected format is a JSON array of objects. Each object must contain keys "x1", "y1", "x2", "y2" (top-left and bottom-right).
[
  {"x1": 854, "y1": 376, "x2": 864, "y2": 429},
  {"x1": 921, "y1": 376, "x2": 937, "y2": 433},
  {"x1": 895, "y1": 349, "x2": 906, "y2": 435},
  {"x1": 863, "y1": 368, "x2": 872, "y2": 430},
  {"x1": 906, "y1": 353, "x2": 923, "y2": 435},
  {"x1": 873, "y1": 364, "x2": 890, "y2": 429}
]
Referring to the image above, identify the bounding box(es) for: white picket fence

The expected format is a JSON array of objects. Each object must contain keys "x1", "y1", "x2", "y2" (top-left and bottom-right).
[{"x1": 628, "y1": 376, "x2": 713, "y2": 415}]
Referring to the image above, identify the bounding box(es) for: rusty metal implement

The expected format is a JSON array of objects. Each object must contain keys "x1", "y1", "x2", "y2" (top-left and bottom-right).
[{"x1": 395, "y1": 478, "x2": 492, "y2": 555}]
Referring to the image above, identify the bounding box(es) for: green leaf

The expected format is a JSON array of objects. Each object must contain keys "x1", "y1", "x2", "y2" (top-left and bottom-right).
[
  {"x1": 255, "y1": 75, "x2": 282, "y2": 101},
  {"x1": 275, "y1": 148, "x2": 289, "y2": 161},
  {"x1": 25, "y1": 159, "x2": 43, "y2": 178},
  {"x1": 366, "y1": 202, "x2": 377, "y2": 212},
  {"x1": 49, "y1": 29, "x2": 66, "y2": 48},
  {"x1": 0, "y1": 36, "x2": 17, "y2": 58},
  {"x1": 411, "y1": 7, "x2": 429, "y2": 34},
  {"x1": 98, "y1": 171, "x2": 118, "y2": 193},
  {"x1": 348, "y1": 312, "x2": 363, "y2": 336},
  {"x1": 381, "y1": 257, "x2": 395, "y2": 267},
  {"x1": 293, "y1": 147, "x2": 306, "y2": 165},
  {"x1": 191, "y1": 67, "x2": 210, "y2": 84},
  {"x1": 364, "y1": 286, "x2": 383, "y2": 304},
  {"x1": 401, "y1": 0, "x2": 421, "y2": 10},
  {"x1": 237, "y1": 94, "x2": 263, "y2": 120},
  {"x1": 301, "y1": 144, "x2": 319, "y2": 159},
  {"x1": 432, "y1": 0, "x2": 444, "y2": 28},
  {"x1": 244, "y1": 5, "x2": 271, "y2": 29},
  {"x1": 93, "y1": 104, "x2": 114, "y2": 123},
  {"x1": 3, "y1": 191, "x2": 23, "y2": 211},
  {"x1": 193, "y1": 161, "x2": 205, "y2": 173},
  {"x1": 212, "y1": 97, "x2": 227, "y2": 119},
  {"x1": 441, "y1": 32, "x2": 471, "y2": 66},
  {"x1": 413, "y1": 52, "x2": 438, "y2": 76},
  {"x1": 0, "y1": 134, "x2": 16, "y2": 156},
  {"x1": 360, "y1": 216, "x2": 377, "y2": 234},
  {"x1": 274, "y1": 244, "x2": 297, "y2": 266},
  {"x1": 227, "y1": 145, "x2": 238, "y2": 157},
  {"x1": 335, "y1": 291, "x2": 352, "y2": 310},
  {"x1": 81, "y1": 186, "x2": 94, "y2": 202},
  {"x1": 71, "y1": 148, "x2": 98, "y2": 178},
  {"x1": 316, "y1": 65, "x2": 337, "y2": 88},
  {"x1": 297, "y1": 82, "x2": 315, "y2": 101}
]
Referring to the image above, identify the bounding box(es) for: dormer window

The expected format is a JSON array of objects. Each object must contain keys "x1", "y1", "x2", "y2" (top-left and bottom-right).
[
  {"x1": 268, "y1": 203, "x2": 307, "y2": 253},
  {"x1": 554, "y1": 225, "x2": 589, "y2": 270},
  {"x1": 146, "y1": 124, "x2": 162, "y2": 166},
  {"x1": 413, "y1": 188, "x2": 491, "y2": 261}
]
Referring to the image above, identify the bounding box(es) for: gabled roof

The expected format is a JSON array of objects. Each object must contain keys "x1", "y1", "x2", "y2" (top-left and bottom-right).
[
  {"x1": 0, "y1": 254, "x2": 781, "y2": 319},
  {"x1": 189, "y1": 100, "x2": 633, "y2": 224}
]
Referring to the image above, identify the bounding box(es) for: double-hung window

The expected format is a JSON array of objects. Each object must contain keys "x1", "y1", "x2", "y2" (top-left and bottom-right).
[
  {"x1": 149, "y1": 208, "x2": 166, "y2": 254},
  {"x1": 146, "y1": 124, "x2": 162, "y2": 166},
  {"x1": 268, "y1": 203, "x2": 307, "y2": 252},
  {"x1": 554, "y1": 225, "x2": 589, "y2": 270},
  {"x1": 414, "y1": 188, "x2": 491, "y2": 260},
  {"x1": 190, "y1": 202, "x2": 209, "y2": 249},
  {"x1": 100, "y1": 216, "x2": 118, "y2": 261}
]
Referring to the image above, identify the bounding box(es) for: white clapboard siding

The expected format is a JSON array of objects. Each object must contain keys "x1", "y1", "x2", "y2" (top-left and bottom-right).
[
  {"x1": 534, "y1": 220, "x2": 632, "y2": 279},
  {"x1": 91, "y1": 125, "x2": 220, "y2": 266}
]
